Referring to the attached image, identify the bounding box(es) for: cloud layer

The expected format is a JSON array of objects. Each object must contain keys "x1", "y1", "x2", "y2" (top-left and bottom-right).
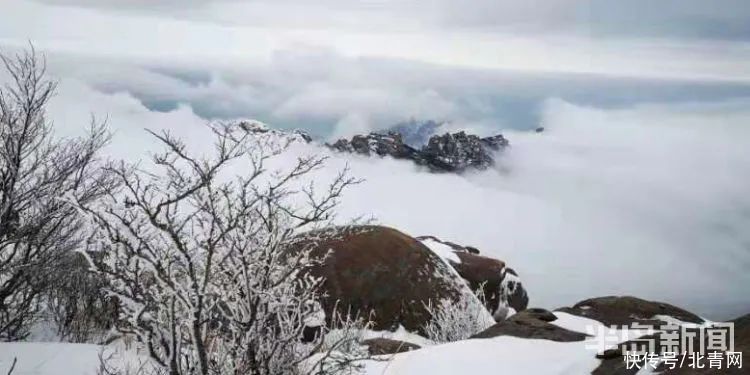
[{"x1": 46, "y1": 77, "x2": 750, "y2": 320}]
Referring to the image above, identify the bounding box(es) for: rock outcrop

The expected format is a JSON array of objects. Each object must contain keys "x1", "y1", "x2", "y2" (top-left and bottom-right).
[
  {"x1": 421, "y1": 132, "x2": 509, "y2": 172},
  {"x1": 470, "y1": 309, "x2": 587, "y2": 342},
  {"x1": 329, "y1": 132, "x2": 419, "y2": 159},
  {"x1": 289, "y1": 226, "x2": 489, "y2": 333},
  {"x1": 362, "y1": 338, "x2": 421, "y2": 355},
  {"x1": 556, "y1": 296, "x2": 704, "y2": 328},
  {"x1": 417, "y1": 235, "x2": 529, "y2": 320},
  {"x1": 328, "y1": 130, "x2": 508, "y2": 173}
]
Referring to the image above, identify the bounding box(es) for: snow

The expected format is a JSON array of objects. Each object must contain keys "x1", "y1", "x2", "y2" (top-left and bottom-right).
[
  {"x1": 0, "y1": 342, "x2": 103, "y2": 375},
  {"x1": 356, "y1": 311, "x2": 679, "y2": 374},
  {"x1": 361, "y1": 326, "x2": 435, "y2": 348},
  {"x1": 551, "y1": 311, "x2": 604, "y2": 334},
  {"x1": 419, "y1": 238, "x2": 461, "y2": 264},
  {"x1": 0, "y1": 342, "x2": 152, "y2": 375},
  {"x1": 361, "y1": 336, "x2": 601, "y2": 374},
  {"x1": 0, "y1": 312, "x2": 706, "y2": 375}
]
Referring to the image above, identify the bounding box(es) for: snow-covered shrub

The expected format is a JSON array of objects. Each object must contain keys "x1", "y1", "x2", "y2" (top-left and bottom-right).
[
  {"x1": 45, "y1": 252, "x2": 117, "y2": 343},
  {"x1": 422, "y1": 288, "x2": 495, "y2": 343},
  {"x1": 297, "y1": 309, "x2": 374, "y2": 375},
  {"x1": 73, "y1": 123, "x2": 367, "y2": 375},
  {"x1": 0, "y1": 46, "x2": 115, "y2": 341}
]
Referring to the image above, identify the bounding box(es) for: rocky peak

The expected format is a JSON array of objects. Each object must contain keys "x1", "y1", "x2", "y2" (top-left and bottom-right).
[
  {"x1": 328, "y1": 130, "x2": 509, "y2": 173},
  {"x1": 422, "y1": 131, "x2": 509, "y2": 172},
  {"x1": 329, "y1": 131, "x2": 418, "y2": 159}
]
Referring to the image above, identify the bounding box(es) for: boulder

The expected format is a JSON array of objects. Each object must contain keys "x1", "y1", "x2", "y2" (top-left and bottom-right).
[
  {"x1": 555, "y1": 296, "x2": 703, "y2": 328},
  {"x1": 470, "y1": 310, "x2": 587, "y2": 342},
  {"x1": 291, "y1": 226, "x2": 487, "y2": 333},
  {"x1": 417, "y1": 235, "x2": 529, "y2": 320},
  {"x1": 362, "y1": 338, "x2": 421, "y2": 355}
]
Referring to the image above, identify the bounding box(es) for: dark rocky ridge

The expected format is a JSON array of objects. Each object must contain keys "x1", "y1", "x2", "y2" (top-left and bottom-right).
[
  {"x1": 555, "y1": 295, "x2": 704, "y2": 328},
  {"x1": 328, "y1": 130, "x2": 509, "y2": 173},
  {"x1": 470, "y1": 308, "x2": 588, "y2": 342}
]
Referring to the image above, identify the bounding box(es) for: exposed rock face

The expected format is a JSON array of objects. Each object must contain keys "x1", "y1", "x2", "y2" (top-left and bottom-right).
[
  {"x1": 329, "y1": 132, "x2": 418, "y2": 159},
  {"x1": 328, "y1": 130, "x2": 508, "y2": 173},
  {"x1": 421, "y1": 132, "x2": 508, "y2": 172},
  {"x1": 556, "y1": 296, "x2": 704, "y2": 328},
  {"x1": 417, "y1": 235, "x2": 529, "y2": 320},
  {"x1": 470, "y1": 309, "x2": 587, "y2": 342},
  {"x1": 362, "y1": 338, "x2": 421, "y2": 355},
  {"x1": 290, "y1": 226, "x2": 487, "y2": 333}
]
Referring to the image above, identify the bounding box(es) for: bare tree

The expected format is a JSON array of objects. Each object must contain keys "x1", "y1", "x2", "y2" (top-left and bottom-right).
[
  {"x1": 76, "y1": 123, "x2": 368, "y2": 375},
  {"x1": 0, "y1": 46, "x2": 115, "y2": 340}
]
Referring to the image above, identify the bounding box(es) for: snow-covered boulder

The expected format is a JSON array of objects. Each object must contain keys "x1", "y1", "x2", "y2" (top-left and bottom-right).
[
  {"x1": 290, "y1": 226, "x2": 491, "y2": 334},
  {"x1": 417, "y1": 235, "x2": 529, "y2": 320}
]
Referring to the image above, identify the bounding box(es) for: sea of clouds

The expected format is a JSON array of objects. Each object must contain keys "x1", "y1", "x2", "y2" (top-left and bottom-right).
[{"x1": 43, "y1": 75, "x2": 750, "y2": 321}]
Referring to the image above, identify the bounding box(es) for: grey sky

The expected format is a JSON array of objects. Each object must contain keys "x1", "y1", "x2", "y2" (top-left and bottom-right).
[
  {"x1": 30, "y1": 0, "x2": 750, "y2": 40},
  {"x1": 2, "y1": 0, "x2": 750, "y2": 135}
]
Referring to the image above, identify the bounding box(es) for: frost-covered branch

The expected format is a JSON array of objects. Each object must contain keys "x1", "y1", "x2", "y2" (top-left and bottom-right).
[
  {"x1": 76, "y1": 123, "x2": 364, "y2": 375},
  {"x1": 422, "y1": 286, "x2": 494, "y2": 343},
  {"x1": 0, "y1": 45, "x2": 115, "y2": 340}
]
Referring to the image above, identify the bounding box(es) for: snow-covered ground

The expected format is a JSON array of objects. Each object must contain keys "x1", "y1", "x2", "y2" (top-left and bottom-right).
[
  {"x1": 0, "y1": 342, "x2": 105, "y2": 375},
  {"x1": 0, "y1": 312, "x2": 663, "y2": 375},
  {"x1": 361, "y1": 336, "x2": 601, "y2": 374},
  {"x1": 359, "y1": 311, "x2": 651, "y2": 375},
  {"x1": 0, "y1": 341, "x2": 154, "y2": 375}
]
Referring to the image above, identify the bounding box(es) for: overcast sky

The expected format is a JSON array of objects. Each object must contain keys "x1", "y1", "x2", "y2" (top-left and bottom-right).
[{"x1": 3, "y1": 0, "x2": 750, "y2": 134}]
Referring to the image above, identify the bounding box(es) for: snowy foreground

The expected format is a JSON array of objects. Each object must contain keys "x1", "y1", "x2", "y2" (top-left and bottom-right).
[{"x1": 0, "y1": 313, "x2": 647, "y2": 375}]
